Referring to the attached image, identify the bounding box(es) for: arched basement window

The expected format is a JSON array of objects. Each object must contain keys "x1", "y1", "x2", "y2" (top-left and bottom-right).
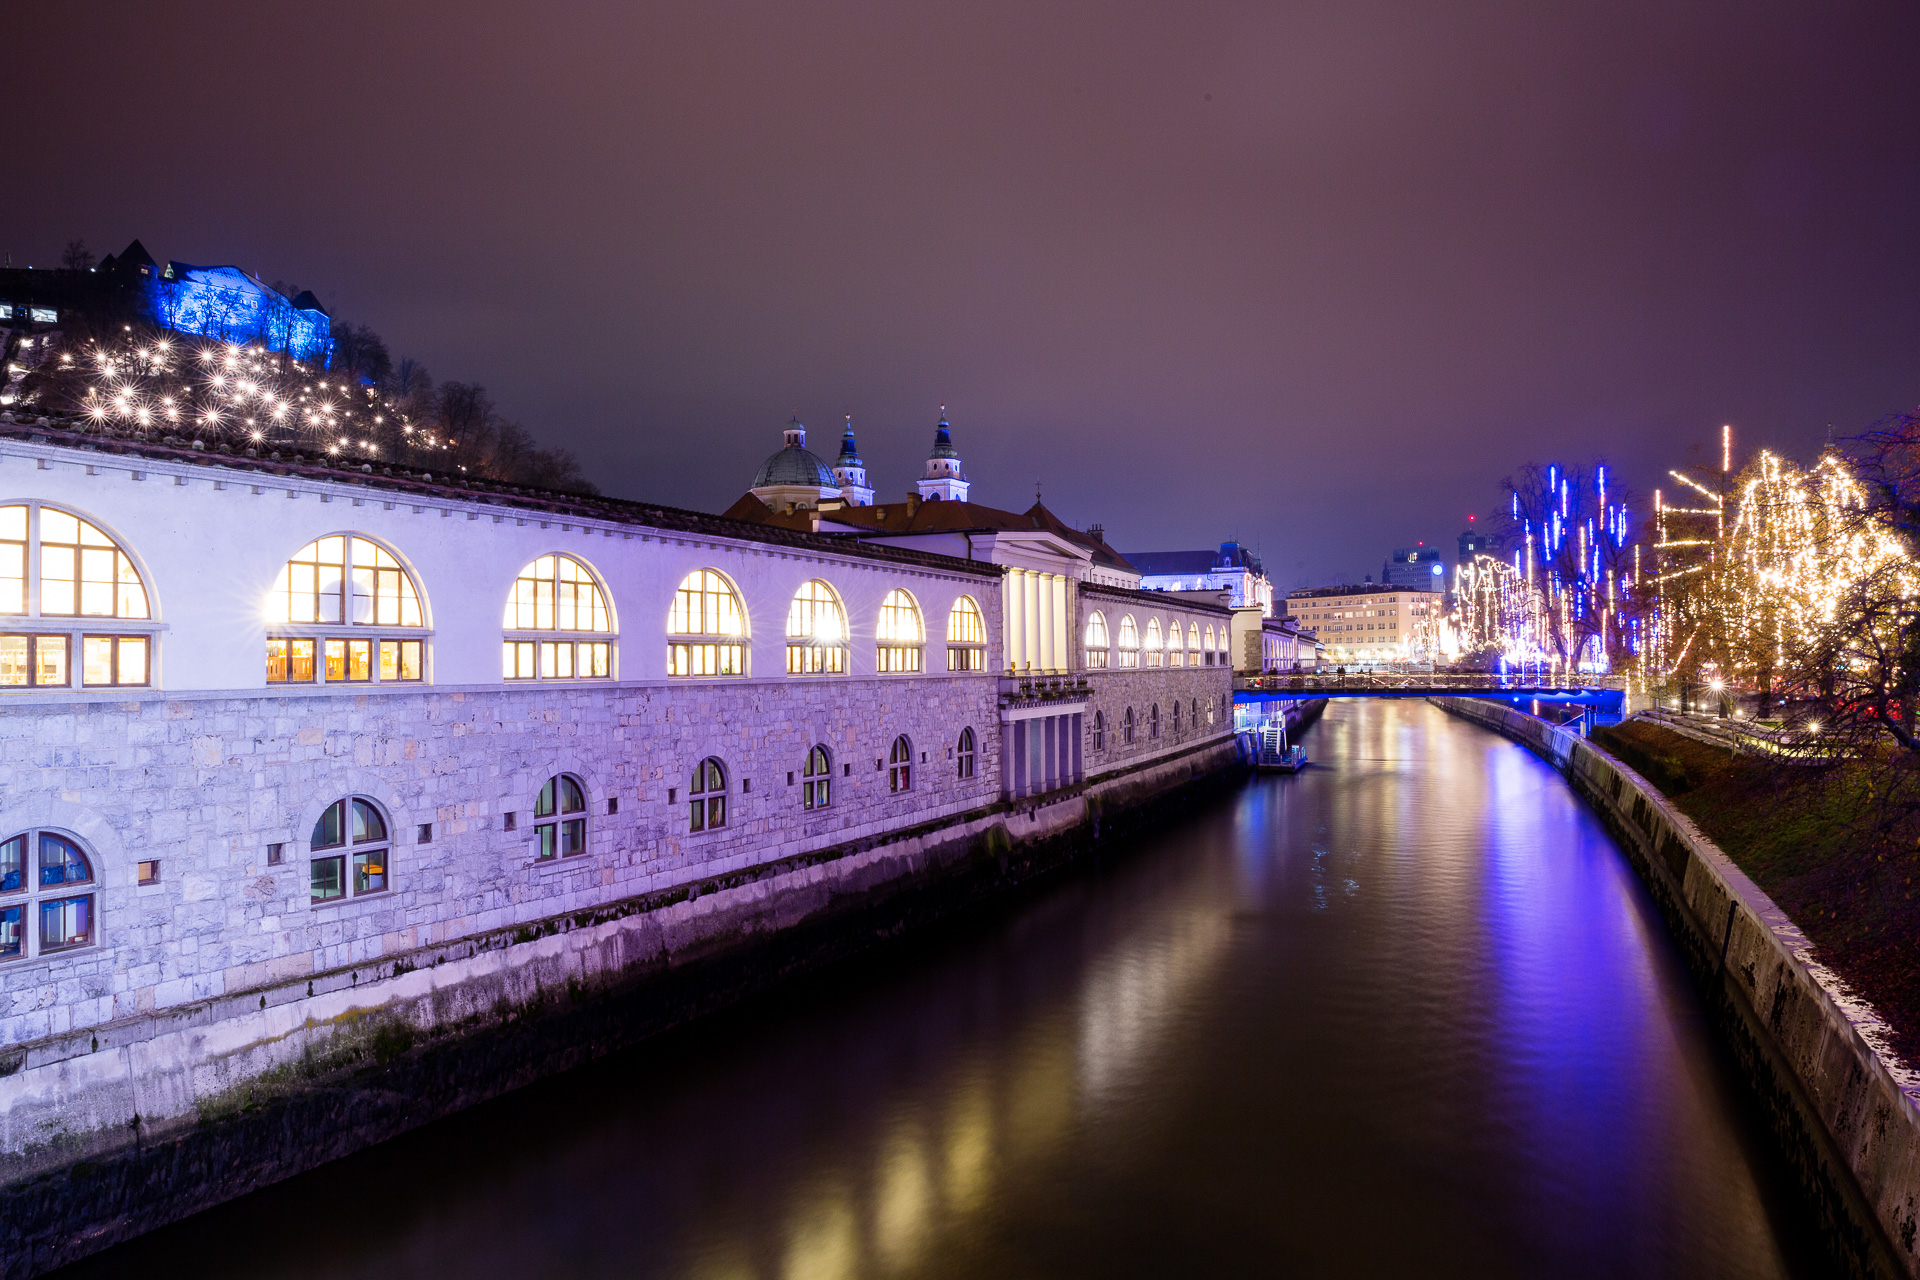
[
  {"x1": 1091, "y1": 710, "x2": 1105, "y2": 751},
  {"x1": 309, "y1": 796, "x2": 390, "y2": 904},
  {"x1": 876, "y1": 588, "x2": 924, "y2": 673},
  {"x1": 1123, "y1": 706, "x2": 1135, "y2": 744},
  {"x1": 1170, "y1": 700, "x2": 1181, "y2": 735},
  {"x1": 1083, "y1": 611, "x2": 1110, "y2": 670},
  {"x1": 690, "y1": 757, "x2": 728, "y2": 831},
  {"x1": 268, "y1": 536, "x2": 424, "y2": 686},
  {"x1": 0, "y1": 830, "x2": 97, "y2": 959},
  {"x1": 956, "y1": 727, "x2": 976, "y2": 779},
  {"x1": 534, "y1": 774, "x2": 587, "y2": 860},
  {"x1": 889, "y1": 735, "x2": 913, "y2": 791},
  {"x1": 1143, "y1": 617, "x2": 1164, "y2": 668},
  {"x1": 787, "y1": 579, "x2": 847, "y2": 675},
  {"x1": 946, "y1": 596, "x2": 986, "y2": 671},
  {"x1": 669, "y1": 570, "x2": 745, "y2": 678},
  {"x1": 1152, "y1": 703, "x2": 1162, "y2": 739},
  {"x1": 803, "y1": 745, "x2": 832, "y2": 810},
  {"x1": 1117, "y1": 615, "x2": 1140, "y2": 668},
  {"x1": 503, "y1": 554, "x2": 613, "y2": 681},
  {"x1": 1167, "y1": 619, "x2": 1186, "y2": 668},
  {"x1": 0, "y1": 504, "x2": 155, "y2": 692}
]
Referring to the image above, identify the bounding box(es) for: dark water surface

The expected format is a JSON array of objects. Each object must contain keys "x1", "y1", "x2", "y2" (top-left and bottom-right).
[{"x1": 66, "y1": 700, "x2": 1822, "y2": 1278}]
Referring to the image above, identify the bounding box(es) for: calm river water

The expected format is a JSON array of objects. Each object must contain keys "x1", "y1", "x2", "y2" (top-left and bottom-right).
[{"x1": 65, "y1": 699, "x2": 1824, "y2": 1278}]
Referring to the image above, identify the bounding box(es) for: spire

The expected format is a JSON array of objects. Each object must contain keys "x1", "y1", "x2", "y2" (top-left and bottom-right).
[
  {"x1": 831, "y1": 413, "x2": 873, "y2": 506},
  {"x1": 916, "y1": 405, "x2": 969, "y2": 503}
]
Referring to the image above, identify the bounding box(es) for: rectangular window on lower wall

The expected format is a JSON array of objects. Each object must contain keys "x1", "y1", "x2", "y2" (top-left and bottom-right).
[
  {"x1": 876, "y1": 645, "x2": 922, "y2": 673},
  {"x1": 38, "y1": 894, "x2": 92, "y2": 950},
  {"x1": 947, "y1": 645, "x2": 984, "y2": 672},
  {"x1": 270, "y1": 638, "x2": 422, "y2": 685},
  {"x1": 81, "y1": 636, "x2": 147, "y2": 686},
  {"x1": 0, "y1": 634, "x2": 69, "y2": 687},
  {"x1": 310, "y1": 854, "x2": 346, "y2": 902},
  {"x1": 504, "y1": 640, "x2": 613, "y2": 679}
]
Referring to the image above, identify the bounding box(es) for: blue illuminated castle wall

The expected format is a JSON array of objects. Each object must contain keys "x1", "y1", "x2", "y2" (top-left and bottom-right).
[{"x1": 148, "y1": 262, "x2": 333, "y2": 364}]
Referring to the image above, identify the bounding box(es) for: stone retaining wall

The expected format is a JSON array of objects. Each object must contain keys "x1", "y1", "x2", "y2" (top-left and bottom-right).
[
  {"x1": 0, "y1": 731, "x2": 1248, "y2": 1278},
  {"x1": 1433, "y1": 697, "x2": 1920, "y2": 1279}
]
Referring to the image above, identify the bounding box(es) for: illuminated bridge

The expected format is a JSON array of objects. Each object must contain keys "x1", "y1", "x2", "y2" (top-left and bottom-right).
[{"x1": 1234, "y1": 673, "x2": 1626, "y2": 719}]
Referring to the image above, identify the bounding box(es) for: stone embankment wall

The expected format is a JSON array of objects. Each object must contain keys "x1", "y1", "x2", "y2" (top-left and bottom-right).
[
  {"x1": 0, "y1": 730, "x2": 1249, "y2": 1278},
  {"x1": 1434, "y1": 697, "x2": 1920, "y2": 1280}
]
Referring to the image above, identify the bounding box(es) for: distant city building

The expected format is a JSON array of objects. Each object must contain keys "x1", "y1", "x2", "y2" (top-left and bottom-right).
[
  {"x1": 1458, "y1": 520, "x2": 1494, "y2": 565},
  {"x1": 1383, "y1": 545, "x2": 1445, "y2": 592},
  {"x1": 1130, "y1": 542, "x2": 1274, "y2": 615},
  {"x1": 0, "y1": 238, "x2": 334, "y2": 364},
  {"x1": 1283, "y1": 584, "x2": 1445, "y2": 664}
]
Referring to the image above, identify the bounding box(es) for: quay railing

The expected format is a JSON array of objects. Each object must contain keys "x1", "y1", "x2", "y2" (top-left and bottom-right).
[{"x1": 1234, "y1": 672, "x2": 1628, "y2": 695}]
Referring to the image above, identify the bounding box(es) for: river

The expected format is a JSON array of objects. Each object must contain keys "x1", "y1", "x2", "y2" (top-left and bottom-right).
[{"x1": 60, "y1": 698, "x2": 1824, "y2": 1278}]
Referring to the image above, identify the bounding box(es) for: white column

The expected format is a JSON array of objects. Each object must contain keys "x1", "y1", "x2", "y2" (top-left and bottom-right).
[
  {"x1": 1023, "y1": 571, "x2": 1040, "y2": 673},
  {"x1": 1004, "y1": 571, "x2": 1023, "y2": 672}
]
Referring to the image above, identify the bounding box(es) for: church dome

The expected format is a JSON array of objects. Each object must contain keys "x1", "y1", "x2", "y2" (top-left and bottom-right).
[
  {"x1": 751, "y1": 416, "x2": 837, "y2": 489},
  {"x1": 752, "y1": 445, "x2": 836, "y2": 489}
]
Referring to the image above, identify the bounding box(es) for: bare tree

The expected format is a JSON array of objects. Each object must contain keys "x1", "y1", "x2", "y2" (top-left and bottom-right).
[{"x1": 60, "y1": 240, "x2": 94, "y2": 273}]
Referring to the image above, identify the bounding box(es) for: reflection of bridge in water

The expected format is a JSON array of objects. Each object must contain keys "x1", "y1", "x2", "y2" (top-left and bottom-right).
[{"x1": 1234, "y1": 673, "x2": 1625, "y2": 725}]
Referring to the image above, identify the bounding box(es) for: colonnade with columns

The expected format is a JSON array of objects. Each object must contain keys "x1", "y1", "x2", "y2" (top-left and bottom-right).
[{"x1": 1002, "y1": 568, "x2": 1073, "y2": 674}]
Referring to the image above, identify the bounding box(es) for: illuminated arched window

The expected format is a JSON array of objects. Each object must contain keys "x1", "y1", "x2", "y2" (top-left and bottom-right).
[
  {"x1": 308, "y1": 796, "x2": 390, "y2": 904},
  {"x1": 0, "y1": 830, "x2": 97, "y2": 959},
  {"x1": 669, "y1": 570, "x2": 745, "y2": 678},
  {"x1": 1143, "y1": 617, "x2": 1164, "y2": 668},
  {"x1": 1187, "y1": 622, "x2": 1200, "y2": 658},
  {"x1": 1202, "y1": 624, "x2": 1216, "y2": 665},
  {"x1": 876, "y1": 588, "x2": 924, "y2": 673},
  {"x1": 1117, "y1": 615, "x2": 1140, "y2": 668},
  {"x1": 946, "y1": 595, "x2": 986, "y2": 671},
  {"x1": 268, "y1": 536, "x2": 423, "y2": 687},
  {"x1": 0, "y1": 504, "x2": 155, "y2": 692},
  {"x1": 1167, "y1": 618, "x2": 1186, "y2": 667},
  {"x1": 1084, "y1": 610, "x2": 1110, "y2": 669},
  {"x1": 503, "y1": 555, "x2": 613, "y2": 681},
  {"x1": 787, "y1": 579, "x2": 847, "y2": 675}
]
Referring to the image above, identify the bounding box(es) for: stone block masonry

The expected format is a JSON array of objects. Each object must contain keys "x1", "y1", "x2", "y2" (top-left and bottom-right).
[{"x1": 1434, "y1": 697, "x2": 1920, "y2": 1280}]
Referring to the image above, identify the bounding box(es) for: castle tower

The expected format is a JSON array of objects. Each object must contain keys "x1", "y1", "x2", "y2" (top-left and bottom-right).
[
  {"x1": 832, "y1": 415, "x2": 874, "y2": 506},
  {"x1": 915, "y1": 407, "x2": 970, "y2": 503}
]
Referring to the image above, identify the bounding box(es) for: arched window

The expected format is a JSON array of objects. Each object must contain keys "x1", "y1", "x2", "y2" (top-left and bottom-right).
[
  {"x1": 534, "y1": 774, "x2": 587, "y2": 860},
  {"x1": 787, "y1": 579, "x2": 847, "y2": 675},
  {"x1": 669, "y1": 570, "x2": 745, "y2": 678},
  {"x1": 1150, "y1": 703, "x2": 1161, "y2": 739},
  {"x1": 1123, "y1": 706, "x2": 1135, "y2": 745},
  {"x1": 1187, "y1": 623, "x2": 1201, "y2": 662},
  {"x1": 1143, "y1": 617, "x2": 1164, "y2": 668},
  {"x1": 1170, "y1": 700, "x2": 1181, "y2": 735},
  {"x1": 503, "y1": 555, "x2": 612, "y2": 681},
  {"x1": 1203, "y1": 625, "x2": 1216, "y2": 665},
  {"x1": 1209, "y1": 695, "x2": 1219, "y2": 726},
  {"x1": 889, "y1": 735, "x2": 913, "y2": 791},
  {"x1": 0, "y1": 505, "x2": 154, "y2": 692},
  {"x1": 1092, "y1": 710, "x2": 1105, "y2": 751},
  {"x1": 0, "y1": 830, "x2": 97, "y2": 959},
  {"x1": 1084, "y1": 611, "x2": 1110, "y2": 669},
  {"x1": 1117, "y1": 615, "x2": 1140, "y2": 668},
  {"x1": 803, "y1": 745, "x2": 832, "y2": 809},
  {"x1": 1191, "y1": 698, "x2": 1200, "y2": 728},
  {"x1": 309, "y1": 796, "x2": 390, "y2": 904},
  {"x1": 876, "y1": 589, "x2": 924, "y2": 673},
  {"x1": 956, "y1": 728, "x2": 976, "y2": 779},
  {"x1": 946, "y1": 596, "x2": 987, "y2": 672},
  {"x1": 1167, "y1": 619, "x2": 1186, "y2": 668},
  {"x1": 268, "y1": 536, "x2": 424, "y2": 686},
  {"x1": 689, "y1": 757, "x2": 727, "y2": 831}
]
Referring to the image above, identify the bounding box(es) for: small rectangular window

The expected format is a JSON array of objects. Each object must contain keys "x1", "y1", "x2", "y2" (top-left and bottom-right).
[
  {"x1": 561, "y1": 817, "x2": 586, "y2": 856},
  {"x1": 347, "y1": 638, "x2": 372, "y2": 681},
  {"x1": 137, "y1": 859, "x2": 160, "y2": 885},
  {"x1": 667, "y1": 788, "x2": 677, "y2": 804},
  {"x1": 607, "y1": 796, "x2": 619, "y2": 815},
  {"x1": 380, "y1": 639, "x2": 424, "y2": 682},
  {"x1": 416, "y1": 823, "x2": 432, "y2": 844},
  {"x1": 537, "y1": 823, "x2": 557, "y2": 860},
  {"x1": 0, "y1": 635, "x2": 70, "y2": 688},
  {"x1": 503, "y1": 640, "x2": 535, "y2": 680},
  {"x1": 352, "y1": 848, "x2": 386, "y2": 894},
  {"x1": 503, "y1": 811, "x2": 517, "y2": 831},
  {"x1": 742, "y1": 778, "x2": 751, "y2": 793},
  {"x1": 267, "y1": 842, "x2": 284, "y2": 866},
  {"x1": 324, "y1": 638, "x2": 347, "y2": 681}
]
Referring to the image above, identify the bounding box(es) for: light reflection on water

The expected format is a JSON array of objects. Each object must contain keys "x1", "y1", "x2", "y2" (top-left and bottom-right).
[{"x1": 64, "y1": 700, "x2": 1821, "y2": 1279}]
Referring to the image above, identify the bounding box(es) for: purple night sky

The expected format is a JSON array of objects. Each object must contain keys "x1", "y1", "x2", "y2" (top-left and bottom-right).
[{"x1": 15, "y1": 1, "x2": 1920, "y2": 585}]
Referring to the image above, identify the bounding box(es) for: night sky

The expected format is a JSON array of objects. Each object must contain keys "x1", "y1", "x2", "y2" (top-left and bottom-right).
[{"x1": 16, "y1": 2, "x2": 1920, "y2": 586}]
